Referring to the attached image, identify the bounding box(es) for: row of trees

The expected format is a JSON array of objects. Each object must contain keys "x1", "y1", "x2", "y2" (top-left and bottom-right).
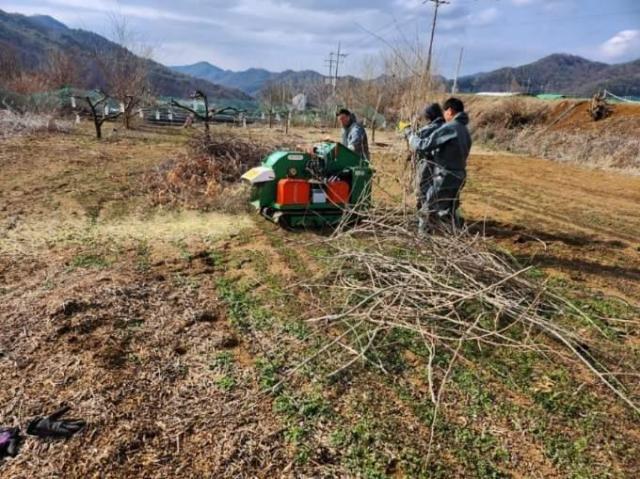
[{"x1": 0, "y1": 16, "x2": 151, "y2": 137}]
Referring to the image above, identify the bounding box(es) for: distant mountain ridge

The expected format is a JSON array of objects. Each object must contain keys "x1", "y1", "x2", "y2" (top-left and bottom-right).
[
  {"x1": 171, "y1": 62, "x2": 326, "y2": 97},
  {"x1": 176, "y1": 54, "x2": 640, "y2": 99},
  {"x1": 0, "y1": 10, "x2": 253, "y2": 102},
  {"x1": 455, "y1": 54, "x2": 640, "y2": 96}
]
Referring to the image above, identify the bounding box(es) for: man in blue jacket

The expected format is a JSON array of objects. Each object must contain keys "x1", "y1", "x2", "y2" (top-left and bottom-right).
[{"x1": 407, "y1": 97, "x2": 472, "y2": 231}]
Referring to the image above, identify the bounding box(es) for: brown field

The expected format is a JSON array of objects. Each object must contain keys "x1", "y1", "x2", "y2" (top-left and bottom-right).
[{"x1": 1, "y1": 115, "x2": 639, "y2": 478}]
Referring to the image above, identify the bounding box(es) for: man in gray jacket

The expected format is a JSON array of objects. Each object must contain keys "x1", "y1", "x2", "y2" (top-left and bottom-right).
[
  {"x1": 407, "y1": 97, "x2": 472, "y2": 230},
  {"x1": 337, "y1": 109, "x2": 370, "y2": 162}
]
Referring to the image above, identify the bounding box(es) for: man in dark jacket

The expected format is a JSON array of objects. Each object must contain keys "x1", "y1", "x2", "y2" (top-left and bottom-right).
[
  {"x1": 337, "y1": 108, "x2": 370, "y2": 162},
  {"x1": 408, "y1": 97, "x2": 472, "y2": 230},
  {"x1": 409, "y1": 103, "x2": 445, "y2": 211}
]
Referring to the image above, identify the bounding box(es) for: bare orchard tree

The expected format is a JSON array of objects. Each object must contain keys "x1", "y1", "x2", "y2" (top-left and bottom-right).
[
  {"x1": 170, "y1": 90, "x2": 213, "y2": 137},
  {"x1": 81, "y1": 91, "x2": 122, "y2": 139},
  {"x1": 96, "y1": 15, "x2": 152, "y2": 130}
]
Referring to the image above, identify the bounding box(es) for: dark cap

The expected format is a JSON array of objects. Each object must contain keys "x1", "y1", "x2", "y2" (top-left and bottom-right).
[
  {"x1": 336, "y1": 108, "x2": 351, "y2": 117},
  {"x1": 424, "y1": 103, "x2": 444, "y2": 121}
]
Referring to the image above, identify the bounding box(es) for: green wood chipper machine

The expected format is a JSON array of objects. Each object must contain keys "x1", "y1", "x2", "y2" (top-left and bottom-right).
[{"x1": 241, "y1": 142, "x2": 373, "y2": 228}]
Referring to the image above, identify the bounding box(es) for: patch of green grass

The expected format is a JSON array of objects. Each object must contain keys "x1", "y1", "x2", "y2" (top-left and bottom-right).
[
  {"x1": 543, "y1": 433, "x2": 603, "y2": 479},
  {"x1": 210, "y1": 352, "x2": 237, "y2": 392},
  {"x1": 272, "y1": 388, "x2": 333, "y2": 465},
  {"x1": 530, "y1": 370, "x2": 599, "y2": 419},
  {"x1": 173, "y1": 239, "x2": 194, "y2": 262},
  {"x1": 214, "y1": 375, "x2": 237, "y2": 392},
  {"x1": 135, "y1": 239, "x2": 151, "y2": 272},
  {"x1": 211, "y1": 351, "x2": 235, "y2": 370},
  {"x1": 261, "y1": 225, "x2": 307, "y2": 275},
  {"x1": 254, "y1": 356, "x2": 282, "y2": 390},
  {"x1": 525, "y1": 266, "x2": 547, "y2": 281},
  {"x1": 336, "y1": 419, "x2": 396, "y2": 479},
  {"x1": 216, "y1": 277, "x2": 273, "y2": 331},
  {"x1": 281, "y1": 320, "x2": 311, "y2": 340},
  {"x1": 206, "y1": 249, "x2": 224, "y2": 268},
  {"x1": 70, "y1": 252, "x2": 110, "y2": 269},
  {"x1": 451, "y1": 367, "x2": 497, "y2": 415},
  {"x1": 274, "y1": 391, "x2": 330, "y2": 419},
  {"x1": 450, "y1": 426, "x2": 511, "y2": 479},
  {"x1": 392, "y1": 375, "x2": 510, "y2": 478}
]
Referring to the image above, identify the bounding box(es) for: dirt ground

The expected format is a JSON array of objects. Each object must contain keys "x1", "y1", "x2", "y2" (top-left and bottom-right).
[{"x1": 1, "y1": 123, "x2": 639, "y2": 477}]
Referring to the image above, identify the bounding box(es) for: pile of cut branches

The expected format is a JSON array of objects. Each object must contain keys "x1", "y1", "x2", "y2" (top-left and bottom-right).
[
  {"x1": 302, "y1": 208, "x2": 640, "y2": 422},
  {"x1": 148, "y1": 132, "x2": 285, "y2": 211}
]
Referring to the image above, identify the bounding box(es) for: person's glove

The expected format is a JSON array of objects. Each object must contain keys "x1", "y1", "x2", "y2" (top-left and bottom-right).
[
  {"x1": 397, "y1": 121, "x2": 411, "y2": 131},
  {"x1": 0, "y1": 427, "x2": 21, "y2": 458},
  {"x1": 26, "y1": 406, "x2": 86, "y2": 439}
]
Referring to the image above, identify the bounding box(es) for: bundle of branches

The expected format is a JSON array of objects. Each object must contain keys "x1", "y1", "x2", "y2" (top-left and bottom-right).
[
  {"x1": 148, "y1": 132, "x2": 282, "y2": 210},
  {"x1": 303, "y1": 207, "x2": 639, "y2": 416}
]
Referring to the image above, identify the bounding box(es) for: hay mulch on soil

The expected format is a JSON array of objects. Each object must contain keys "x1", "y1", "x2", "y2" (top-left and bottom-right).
[{"x1": 0, "y1": 250, "x2": 291, "y2": 478}]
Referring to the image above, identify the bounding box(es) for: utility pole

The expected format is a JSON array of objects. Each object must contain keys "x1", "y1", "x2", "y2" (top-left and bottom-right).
[
  {"x1": 425, "y1": 0, "x2": 450, "y2": 76},
  {"x1": 452, "y1": 47, "x2": 464, "y2": 94},
  {"x1": 332, "y1": 42, "x2": 347, "y2": 96},
  {"x1": 324, "y1": 52, "x2": 336, "y2": 83}
]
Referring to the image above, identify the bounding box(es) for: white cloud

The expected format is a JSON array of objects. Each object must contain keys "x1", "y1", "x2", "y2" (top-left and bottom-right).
[
  {"x1": 438, "y1": 7, "x2": 500, "y2": 31},
  {"x1": 511, "y1": 0, "x2": 535, "y2": 5},
  {"x1": 599, "y1": 30, "x2": 640, "y2": 60}
]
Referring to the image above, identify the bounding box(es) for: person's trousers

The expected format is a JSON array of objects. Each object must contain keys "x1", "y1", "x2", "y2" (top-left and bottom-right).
[{"x1": 420, "y1": 166, "x2": 466, "y2": 227}]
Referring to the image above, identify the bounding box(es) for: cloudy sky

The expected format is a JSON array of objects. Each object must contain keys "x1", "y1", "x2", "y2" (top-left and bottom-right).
[{"x1": 3, "y1": 0, "x2": 640, "y2": 76}]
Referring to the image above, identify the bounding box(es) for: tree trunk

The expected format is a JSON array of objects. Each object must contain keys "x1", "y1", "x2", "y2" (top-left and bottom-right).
[
  {"x1": 87, "y1": 98, "x2": 103, "y2": 139},
  {"x1": 94, "y1": 119, "x2": 102, "y2": 139}
]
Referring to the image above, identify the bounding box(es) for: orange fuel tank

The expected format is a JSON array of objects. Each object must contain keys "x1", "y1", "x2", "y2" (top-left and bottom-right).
[
  {"x1": 326, "y1": 181, "x2": 350, "y2": 205},
  {"x1": 277, "y1": 179, "x2": 310, "y2": 206}
]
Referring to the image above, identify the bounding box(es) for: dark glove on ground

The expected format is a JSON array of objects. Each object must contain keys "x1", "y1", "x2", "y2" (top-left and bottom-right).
[
  {"x1": 0, "y1": 427, "x2": 21, "y2": 458},
  {"x1": 27, "y1": 406, "x2": 86, "y2": 439}
]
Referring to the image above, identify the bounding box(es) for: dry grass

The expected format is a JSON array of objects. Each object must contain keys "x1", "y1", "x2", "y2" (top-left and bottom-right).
[
  {"x1": 468, "y1": 97, "x2": 640, "y2": 173},
  {"x1": 0, "y1": 110, "x2": 73, "y2": 139}
]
